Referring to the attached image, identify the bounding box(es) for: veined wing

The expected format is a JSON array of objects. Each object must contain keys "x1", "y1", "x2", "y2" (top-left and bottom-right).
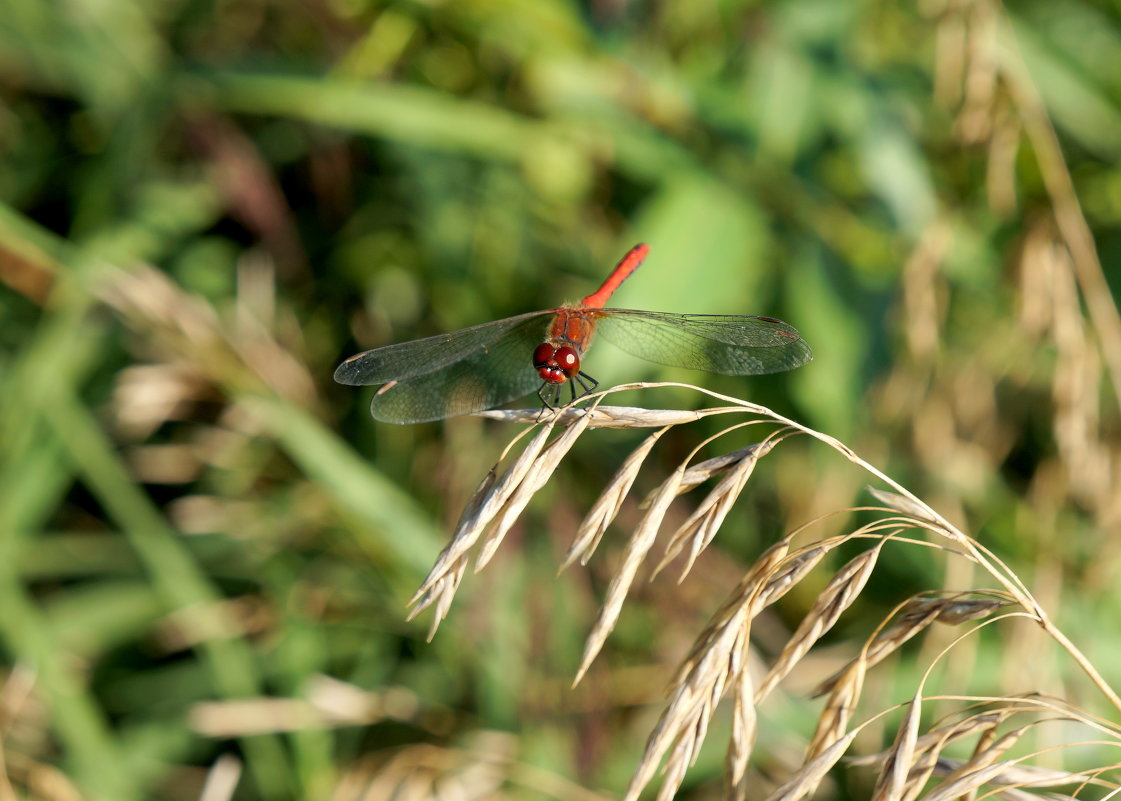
[
  {"x1": 337, "y1": 315, "x2": 552, "y2": 423},
  {"x1": 334, "y1": 310, "x2": 554, "y2": 386},
  {"x1": 592, "y1": 310, "x2": 812, "y2": 376}
]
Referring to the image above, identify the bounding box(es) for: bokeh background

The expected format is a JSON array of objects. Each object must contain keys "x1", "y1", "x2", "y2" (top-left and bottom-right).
[{"x1": 2, "y1": 0, "x2": 1120, "y2": 799}]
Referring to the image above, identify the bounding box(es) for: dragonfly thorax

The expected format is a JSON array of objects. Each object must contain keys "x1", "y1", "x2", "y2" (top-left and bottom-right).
[{"x1": 532, "y1": 342, "x2": 580, "y2": 385}]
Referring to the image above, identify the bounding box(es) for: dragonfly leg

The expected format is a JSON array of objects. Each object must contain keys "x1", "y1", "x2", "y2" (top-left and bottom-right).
[
  {"x1": 537, "y1": 382, "x2": 559, "y2": 410},
  {"x1": 536, "y1": 382, "x2": 565, "y2": 422},
  {"x1": 572, "y1": 371, "x2": 599, "y2": 400},
  {"x1": 537, "y1": 372, "x2": 597, "y2": 419}
]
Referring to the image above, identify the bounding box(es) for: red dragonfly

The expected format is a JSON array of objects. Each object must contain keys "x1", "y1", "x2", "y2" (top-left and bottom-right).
[{"x1": 335, "y1": 244, "x2": 812, "y2": 424}]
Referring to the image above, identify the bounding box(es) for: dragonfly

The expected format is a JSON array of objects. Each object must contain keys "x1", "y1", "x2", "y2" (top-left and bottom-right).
[{"x1": 335, "y1": 244, "x2": 812, "y2": 424}]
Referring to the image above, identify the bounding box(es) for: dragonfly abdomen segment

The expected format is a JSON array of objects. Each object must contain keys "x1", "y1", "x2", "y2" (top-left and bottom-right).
[{"x1": 579, "y1": 242, "x2": 649, "y2": 309}]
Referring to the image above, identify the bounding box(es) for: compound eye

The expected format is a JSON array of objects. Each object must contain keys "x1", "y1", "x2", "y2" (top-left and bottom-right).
[
  {"x1": 554, "y1": 346, "x2": 580, "y2": 378},
  {"x1": 532, "y1": 343, "x2": 555, "y2": 369}
]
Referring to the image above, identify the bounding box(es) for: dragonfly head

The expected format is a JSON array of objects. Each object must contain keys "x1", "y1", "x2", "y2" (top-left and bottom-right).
[{"x1": 533, "y1": 343, "x2": 580, "y2": 385}]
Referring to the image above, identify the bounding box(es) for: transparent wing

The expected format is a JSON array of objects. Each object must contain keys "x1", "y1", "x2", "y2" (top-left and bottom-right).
[
  {"x1": 592, "y1": 310, "x2": 812, "y2": 376},
  {"x1": 334, "y1": 310, "x2": 555, "y2": 386},
  {"x1": 358, "y1": 316, "x2": 551, "y2": 423}
]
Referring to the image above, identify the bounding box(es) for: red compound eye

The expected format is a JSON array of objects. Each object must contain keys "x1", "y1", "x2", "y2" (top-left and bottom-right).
[
  {"x1": 532, "y1": 343, "x2": 581, "y2": 384},
  {"x1": 532, "y1": 343, "x2": 554, "y2": 369},
  {"x1": 554, "y1": 346, "x2": 580, "y2": 377}
]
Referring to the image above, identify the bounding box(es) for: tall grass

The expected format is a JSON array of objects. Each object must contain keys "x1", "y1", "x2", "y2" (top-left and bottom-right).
[{"x1": 0, "y1": 0, "x2": 1119, "y2": 799}]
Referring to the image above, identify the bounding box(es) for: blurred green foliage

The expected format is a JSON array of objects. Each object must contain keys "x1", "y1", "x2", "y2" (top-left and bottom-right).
[{"x1": 1, "y1": 0, "x2": 1120, "y2": 799}]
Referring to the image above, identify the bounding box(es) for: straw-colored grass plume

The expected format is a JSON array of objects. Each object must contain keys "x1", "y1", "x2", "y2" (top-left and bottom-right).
[{"x1": 404, "y1": 382, "x2": 1121, "y2": 801}]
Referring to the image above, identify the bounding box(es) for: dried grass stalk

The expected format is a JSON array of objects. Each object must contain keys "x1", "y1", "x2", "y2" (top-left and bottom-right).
[
  {"x1": 675, "y1": 445, "x2": 768, "y2": 496},
  {"x1": 918, "y1": 758, "x2": 1031, "y2": 801},
  {"x1": 575, "y1": 462, "x2": 687, "y2": 684},
  {"x1": 477, "y1": 400, "x2": 717, "y2": 428},
  {"x1": 953, "y1": 760, "x2": 1100, "y2": 791},
  {"x1": 869, "y1": 691, "x2": 922, "y2": 801},
  {"x1": 814, "y1": 598, "x2": 946, "y2": 697},
  {"x1": 753, "y1": 542, "x2": 832, "y2": 610},
  {"x1": 938, "y1": 726, "x2": 1029, "y2": 785},
  {"x1": 935, "y1": 596, "x2": 1009, "y2": 624},
  {"x1": 410, "y1": 556, "x2": 468, "y2": 641},
  {"x1": 562, "y1": 426, "x2": 669, "y2": 571},
  {"x1": 856, "y1": 712, "x2": 1011, "y2": 801},
  {"x1": 761, "y1": 729, "x2": 862, "y2": 801},
  {"x1": 897, "y1": 728, "x2": 973, "y2": 801},
  {"x1": 622, "y1": 539, "x2": 791, "y2": 801},
  {"x1": 868, "y1": 487, "x2": 947, "y2": 527},
  {"x1": 806, "y1": 659, "x2": 866, "y2": 763},
  {"x1": 724, "y1": 665, "x2": 759, "y2": 801},
  {"x1": 407, "y1": 422, "x2": 556, "y2": 631},
  {"x1": 756, "y1": 544, "x2": 883, "y2": 703},
  {"x1": 848, "y1": 711, "x2": 1009, "y2": 769},
  {"x1": 402, "y1": 380, "x2": 1121, "y2": 800},
  {"x1": 655, "y1": 440, "x2": 773, "y2": 580},
  {"x1": 475, "y1": 408, "x2": 595, "y2": 568}
]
